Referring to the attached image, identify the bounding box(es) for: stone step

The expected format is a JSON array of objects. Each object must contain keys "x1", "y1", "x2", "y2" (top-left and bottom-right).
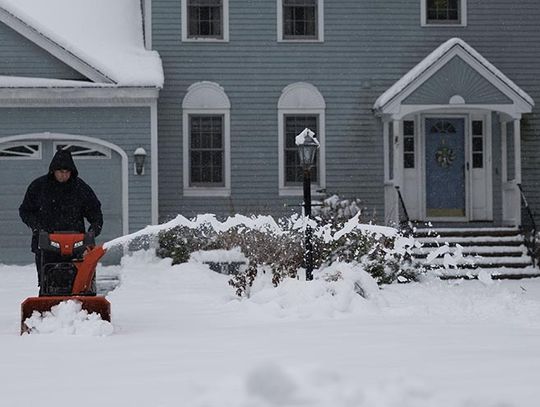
[{"x1": 413, "y1": 227, "x2": 520, "y2": 238}]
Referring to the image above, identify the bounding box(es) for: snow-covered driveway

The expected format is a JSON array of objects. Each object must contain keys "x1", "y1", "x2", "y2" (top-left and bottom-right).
[{"x1": 1, "y1": 251, "x2": 540, "y2": 407}]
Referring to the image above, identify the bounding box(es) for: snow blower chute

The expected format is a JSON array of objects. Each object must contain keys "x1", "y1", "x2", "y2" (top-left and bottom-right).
[{"x1": 20, "y1": 231, "x2": 111, "y2": 334}]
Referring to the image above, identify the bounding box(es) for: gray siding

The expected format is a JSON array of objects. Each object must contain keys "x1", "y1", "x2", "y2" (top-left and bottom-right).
[
  {"x1": 0, "y1": 22, "x2": 88, "y2": 80},
  {"x1": 0, "y1": 107, "x2": 152, "y2": 232},
  {"x1": 153, "y1": 0, "x2": 540, "y2": 223},
  {"x1": 404, "y1": 56, "x2": 513, "y2": 105}
]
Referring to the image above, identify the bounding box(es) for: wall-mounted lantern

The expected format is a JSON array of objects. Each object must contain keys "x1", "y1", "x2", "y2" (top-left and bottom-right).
[{"x1": 134, "y1": 147, "x2": 147, "y2": 175}]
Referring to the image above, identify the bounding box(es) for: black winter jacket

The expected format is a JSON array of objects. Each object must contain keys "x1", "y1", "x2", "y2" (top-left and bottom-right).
[{"x1": 19, "y1": 150, "x2": 103, "y2": 252}]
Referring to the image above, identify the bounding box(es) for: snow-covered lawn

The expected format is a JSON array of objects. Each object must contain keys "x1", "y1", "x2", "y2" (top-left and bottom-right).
[{"x1": 2, "y1": 251, "x2": 540, "y2": 406}]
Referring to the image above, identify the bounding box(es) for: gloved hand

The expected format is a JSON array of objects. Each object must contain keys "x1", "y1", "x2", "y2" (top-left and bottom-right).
[{"x1": 88, "y1": 223, "x2": 102, "y2": 237}]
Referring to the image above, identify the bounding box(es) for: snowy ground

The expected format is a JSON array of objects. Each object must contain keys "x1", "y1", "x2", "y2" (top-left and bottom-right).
[{"x1": 2, "y1": 251, "x2": 540, "y2": 407}]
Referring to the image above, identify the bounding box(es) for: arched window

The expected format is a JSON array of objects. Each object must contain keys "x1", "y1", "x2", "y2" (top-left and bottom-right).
[
  {"x1": 278, "y1": 82, "x2": 325, "y2": 195},
  {"x1": 182, "y1": 81, "x2": 231, "y2": 196}
]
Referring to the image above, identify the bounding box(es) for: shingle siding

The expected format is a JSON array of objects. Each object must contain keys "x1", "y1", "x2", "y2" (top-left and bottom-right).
[{"x1": 153, "y1": 0, "x2": 540, "y2": 223}]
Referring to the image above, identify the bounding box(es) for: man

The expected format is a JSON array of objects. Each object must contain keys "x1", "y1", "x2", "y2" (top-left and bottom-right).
[{"x1": 19, "y1": 149, "x2": 103, "y2": 286}]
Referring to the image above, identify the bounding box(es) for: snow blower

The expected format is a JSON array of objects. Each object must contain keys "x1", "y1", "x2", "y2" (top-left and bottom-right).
[{"x1": 20, "y1": 231, "x2": 111, "y2": 334}]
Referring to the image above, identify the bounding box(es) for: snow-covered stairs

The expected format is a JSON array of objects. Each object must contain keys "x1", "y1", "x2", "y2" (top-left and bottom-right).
[{"x1": 411, "y1": 227, "x2": 540, "y2": 279}]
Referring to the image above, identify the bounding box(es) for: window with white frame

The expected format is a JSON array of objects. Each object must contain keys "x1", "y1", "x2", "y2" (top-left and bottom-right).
[
  {"x1": 278, "y1": 82, "x2": 325, "y2": 195},
  {"x1": 188, "y1": 115, "x2": 224, "y2": 185},
  {"x1": 54, "y1": 142, "x2": 111, "y2": 159},
  {"x1": 0, "y1": 142, "x2": 41, "y2": 159},
  {"x1": 421, "y1": 0, "x2": 466, "y2": 26},
  {"x1": 278, "y1": 0, "x2": 324, "y2": 41},
  {"x1": 182, "y1": 0, "x2": 229, "y2": 41},
  {"x1": 182, "y1": 82, "x2": 230, "y2": 196},
  {"x1": 284, "y1": 115, "x2": 319, "y2": 185}
]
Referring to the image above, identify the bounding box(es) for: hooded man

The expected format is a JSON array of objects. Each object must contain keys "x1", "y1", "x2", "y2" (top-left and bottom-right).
[{"x1": 19, "y1": 149, "x2": 103, "y2": 286}]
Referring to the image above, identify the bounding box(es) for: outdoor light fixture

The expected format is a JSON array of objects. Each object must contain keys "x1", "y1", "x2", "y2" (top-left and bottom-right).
[
  {"x1": 297, "y1": 128, "x2": 319, "y2": 169},
  {"x1": 296, "y1": 128, "x2": 320, "y2": 281},
  {"x1": 134, "y1": 147, "x2": 147, "y2": 175}
]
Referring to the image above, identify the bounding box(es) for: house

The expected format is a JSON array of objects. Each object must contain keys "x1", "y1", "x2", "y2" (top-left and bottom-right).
[
  {"x1": 1, "y1": 0, "x2": 539, "y2": 266},
  {"x1": 152, "y1": 0, "x2": 538, "y2": 228}
]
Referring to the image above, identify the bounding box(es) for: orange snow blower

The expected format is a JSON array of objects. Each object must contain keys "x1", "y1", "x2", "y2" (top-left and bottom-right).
[{"x1": 20, "y1": 231, "x2": 111, "y2": 334}]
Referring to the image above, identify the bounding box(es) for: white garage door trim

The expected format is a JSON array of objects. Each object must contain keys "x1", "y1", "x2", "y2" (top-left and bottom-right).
[
  {"x1": 0, "y1": 133, "x2": 128, "y2": 235},
  {"x1": 0, "y1": 141, "x2": 42, "y2": 159}
]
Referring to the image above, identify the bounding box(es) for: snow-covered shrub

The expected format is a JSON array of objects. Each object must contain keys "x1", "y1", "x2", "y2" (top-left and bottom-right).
[
  {"x1": 156, "y1": 203, "x2": 423, "y2": 297},
  {"x1": 158, "y1": 223, "x2": 305, "y2": 296}
]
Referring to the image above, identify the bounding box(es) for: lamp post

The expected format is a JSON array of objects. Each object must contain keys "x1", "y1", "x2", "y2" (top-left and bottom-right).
[{"x1": 296, "y1": 128, "x2": 320, "y2": 281}]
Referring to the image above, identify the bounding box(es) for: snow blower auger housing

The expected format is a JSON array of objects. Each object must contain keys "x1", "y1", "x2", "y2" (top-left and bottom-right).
[{"x1": 20, "y1": 231, "x2": 111, "y2": 334}]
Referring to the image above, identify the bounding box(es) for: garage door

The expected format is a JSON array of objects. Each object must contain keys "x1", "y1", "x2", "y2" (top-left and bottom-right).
[{"x1": 0, "y1": 139, "x2": 123, "y2": 265}]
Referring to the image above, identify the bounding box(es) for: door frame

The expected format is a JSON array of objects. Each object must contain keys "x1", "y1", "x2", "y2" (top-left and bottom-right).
[{"x1": 420, "y1": 113, "x2": 470, "y2": 222}]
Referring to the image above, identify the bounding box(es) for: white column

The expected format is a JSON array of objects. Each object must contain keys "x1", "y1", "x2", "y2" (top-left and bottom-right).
[
  {"x1": 393, "y1": 120, "x2": 402, "y2": 188},
  {"x1": 513, "y1": 119, "x2": 522, "y2": 184}
]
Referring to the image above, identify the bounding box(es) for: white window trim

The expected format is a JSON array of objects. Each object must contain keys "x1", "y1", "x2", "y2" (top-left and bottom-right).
[
  {"x1": 0, "y1": 141, "x2": 42, "y2": 160},
  {"x1": 277, "y1": 0, "x2": 324, "y2": 42},
  {"x1": 181, "y1": 0, "x2": 229, "y2": 42},
  {"x1": 53, "y1": 141, "x2": 112, "y2": 159},
  {"x1": 182, "y1": 82, "x2": 231, "y2": 197},
  {"x1": 278, "y1": 83, "x2": 326, "y2": 196},
  {"x1": 421, "y1": 0, "x2": 467, "y2": 27}
]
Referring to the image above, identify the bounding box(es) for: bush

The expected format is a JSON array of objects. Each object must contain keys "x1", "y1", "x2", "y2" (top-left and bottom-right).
[{"x1": 156, "y1": 198, "x2": 423, "y2": 297}]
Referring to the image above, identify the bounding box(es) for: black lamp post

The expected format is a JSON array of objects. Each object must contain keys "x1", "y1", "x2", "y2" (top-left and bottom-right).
[{"x1": 296, "y1": 128, "x2": 320, "y2": 281}]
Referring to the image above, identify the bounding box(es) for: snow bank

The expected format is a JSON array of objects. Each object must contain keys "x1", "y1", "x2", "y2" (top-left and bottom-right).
[
  {"x1": 241, "y1": 362, "x2": 433, "y2": 407},
  {"x1": 229, "y1": 262, "x2": 380, "y2": 319},
  {"x1": 24, "y1": 300, "x2": 113, "y2": 336}
]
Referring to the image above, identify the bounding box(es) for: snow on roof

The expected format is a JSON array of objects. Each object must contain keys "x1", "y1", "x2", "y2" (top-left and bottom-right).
[
  {"x1": 374, "y1": 38, "x2": 534, "y2": 111},
  {"x1": 0, "y1": 0, "x2": 163, "y2": 87},
  {"x1": 0, "y1": 75, "x2": 118, "y2": 88}
]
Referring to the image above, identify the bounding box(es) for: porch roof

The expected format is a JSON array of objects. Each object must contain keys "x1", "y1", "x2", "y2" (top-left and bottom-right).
[{"x1": 374, "y1": 38, "x2": 534, "y2": 115}]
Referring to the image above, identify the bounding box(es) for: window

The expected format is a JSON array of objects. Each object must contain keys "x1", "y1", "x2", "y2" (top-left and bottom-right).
[
  {"x1": 472, "y1": 120, "x2": 483, "y2": 168},
  {"x1": 182, "y1": 82, "x2": 230, "y2": 196},
  {"x1": 278, "y1": 0, "x2": 324, "y2": 41},
  {"x1": 182, "y1": 0, "x2": 229, "y2": 41},
  {"x1": 421, "y1": 0, "x2": 466, "y2": 26},
  {"x1": 284, "y1": 115, "x2": 319, "y2": 185},
  {"x1": 0, "y1": 142, "x2": 41, "y2": 159},
  {"x1": 54, "y1": 142, "x2": 110, "y2": 159},
  {"x1": 403, "y1": 120, "x2": 415, "y2": 169},
  {"x1": 189, "y1": 115, "x2": 224, "y2": 186},
  {"x1": 278, "y1": 82, "x2": 325, "y2": 195}
]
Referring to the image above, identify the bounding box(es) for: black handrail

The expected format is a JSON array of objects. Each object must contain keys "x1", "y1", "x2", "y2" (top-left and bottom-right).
[
  {"x1": 518, "y1": 183, "x2": 537, "y2": 268},
  {"x1": 395, "y1": 186, "x2": 412, "y2": 235}
]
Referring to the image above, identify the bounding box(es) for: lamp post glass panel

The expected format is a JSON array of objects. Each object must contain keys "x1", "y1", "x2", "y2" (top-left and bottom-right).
[{"x1": 296, "y1": 128, "x2": 319, "y2": 281}]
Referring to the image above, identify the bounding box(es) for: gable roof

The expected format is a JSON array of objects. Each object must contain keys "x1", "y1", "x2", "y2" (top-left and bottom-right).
[
  {"x1": 0, "y1": 0, "x2": 163, "y2": 87},
  {"x1": 374, "y1": 38, "x2": 534, "y2": 114}
]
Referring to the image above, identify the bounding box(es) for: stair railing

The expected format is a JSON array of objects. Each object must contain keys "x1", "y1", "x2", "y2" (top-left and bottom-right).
[
  {"x1": 517, "y1": 183, "x2": 537, "y2": 268},
  {"x1": 395, "y1": 186, "x2": 412, "y2": 235}
]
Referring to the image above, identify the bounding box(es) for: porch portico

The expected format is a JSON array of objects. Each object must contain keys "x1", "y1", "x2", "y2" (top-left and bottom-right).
[{"x1": 374, "y1": 38, "x2": 534, "y2": 227}]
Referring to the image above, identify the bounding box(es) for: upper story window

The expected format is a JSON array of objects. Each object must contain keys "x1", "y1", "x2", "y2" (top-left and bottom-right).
[
  {"x1": 182, "y1": 0, "x2": 229, "y2": 42},
  {"x1": 182, "y1": 82, "x2": 231, "y2": 196},
  {"x1": 421, "y1": 0, "x2": 467, "y2": 26},
  {"x1": 278, "y1": 0, "x2": 324, "y2": 42}
]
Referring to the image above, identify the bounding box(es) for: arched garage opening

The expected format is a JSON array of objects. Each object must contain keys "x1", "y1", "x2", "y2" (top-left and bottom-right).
[{"x1": 0, "y1": 133, "x2": 128, "y2": 264}]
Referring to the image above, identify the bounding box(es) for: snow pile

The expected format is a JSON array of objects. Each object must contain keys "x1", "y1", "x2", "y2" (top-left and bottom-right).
[
  {"x1": 242, "y1": 362, "x2": 433, "y2": 407},
  {"x1": 231, "y1": 262, "x2": 380, "y2": 319},
  {"x1": 24, "y1": 300, "x2": 113, "y2": 336}
]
